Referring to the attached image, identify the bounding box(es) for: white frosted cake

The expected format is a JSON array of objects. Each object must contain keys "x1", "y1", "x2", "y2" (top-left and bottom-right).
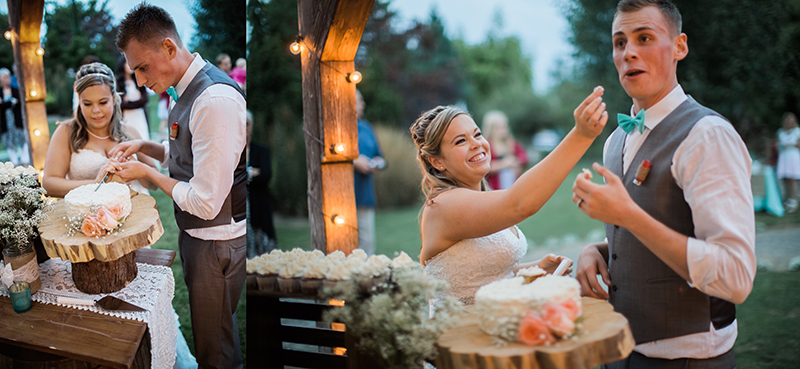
[
  {"x1": 474, "y1": 275, "x2": 582, "y2": 344},
  {"x1": 65, "y1": 182, "x2": 132, "y2": 221}
]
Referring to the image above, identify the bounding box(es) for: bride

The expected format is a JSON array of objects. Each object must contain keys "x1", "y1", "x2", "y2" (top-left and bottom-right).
[
  {"x1": 411, "y1": 87, "x2": 608, "y2": 305},
  {"x1": 42, "y1": 62, "x2": 156, "y2": 197}
]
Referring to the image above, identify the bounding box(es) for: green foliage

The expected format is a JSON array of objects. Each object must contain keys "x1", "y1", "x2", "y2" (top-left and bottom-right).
[
  {"x1": 0, "y1": 12, "x2": 13, "y2": 71},
  {"x1": 372, "y1": 125, "x2": 422, "y2": 208},
  {"x1": 562, "y1": 0, "x2": 800, "y2": 140},
  {"x1": 43, "y1": 0, "x2": 120, "y2": 116},
  {"x1": 247, "y1": 0, "x2": 306, "y2": 216},
  {"x1": 189, "y1": 0, "x2": 246, "y2": 61}
]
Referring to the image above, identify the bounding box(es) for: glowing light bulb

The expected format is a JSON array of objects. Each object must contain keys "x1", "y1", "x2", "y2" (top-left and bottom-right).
[
  {"x1": 331, "y1": 214, "x2": 345, "y2": 226},
  {"x1": 36, "y1": 48, "x2": 44, "y2": 56},
  {"x1": 346, "y1": 71, "x2": 362, "y2": 84},
  {"x1": 335, "y1": 144, "x2": 345, "y2": 154},
  {"x1": 290, "y1": 41, "x2": 301, "y2": 55},
  {"x1": 30, "y1": 91, "x2": 37, "y2": 97},
  {"x1": 34, "y1": 129, "x2": 41, "y2": 136},
  {"x1": 4, "y1": 31, "x2": 11, "y2": 40}
]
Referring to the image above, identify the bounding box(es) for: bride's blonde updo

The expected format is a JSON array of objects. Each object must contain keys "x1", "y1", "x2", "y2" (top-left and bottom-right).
[
  {"x1": 69, "y1": 62, "x2": 127, "y2": 152},
  {"x1": 410, "y1": 105, "x2": 487, "y2": 204}
]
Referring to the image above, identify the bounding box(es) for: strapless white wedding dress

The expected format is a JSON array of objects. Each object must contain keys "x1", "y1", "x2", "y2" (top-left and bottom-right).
[
  {"x1": 67, "y1": 149, "x2": 148, "y2": 195},
  {"x1": 424, "y1": 226, "x2": 527, "y2": 306}
]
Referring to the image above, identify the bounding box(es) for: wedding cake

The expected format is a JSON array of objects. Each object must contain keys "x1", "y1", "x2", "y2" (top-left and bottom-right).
[
  {"x1": 65, "y1": 182, "x2": 132, "y2": 220},
  {"x1": 474, "y1": 275, "x2": 582, "y2": 345}
]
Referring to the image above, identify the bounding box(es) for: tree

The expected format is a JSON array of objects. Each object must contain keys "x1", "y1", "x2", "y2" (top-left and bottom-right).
[
  {"x1": 190, "y1": 0, "x2": 246, "y2": 61},
  {"x1": 43, "y1": 0, "x2": 120, "y2": 115},
  {"x1": 247, "y1": 0, "x2": 306, "y2": 215},
  {"x1": 0, "y1": 12, "x2": 13, "y2": 71}
]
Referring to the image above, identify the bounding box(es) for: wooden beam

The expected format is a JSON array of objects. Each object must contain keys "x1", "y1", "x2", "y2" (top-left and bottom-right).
[
  {"x1": 7, "y1": 0, "x2": 49, "y2": 171},
  {"x1": 298, "y1": 0, "x2": 373, "y2": 254}
]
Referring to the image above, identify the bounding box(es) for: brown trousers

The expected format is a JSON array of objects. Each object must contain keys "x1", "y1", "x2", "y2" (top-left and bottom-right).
[{"x1": 179, "y1": 231, "x2": 246, "y2": 369}]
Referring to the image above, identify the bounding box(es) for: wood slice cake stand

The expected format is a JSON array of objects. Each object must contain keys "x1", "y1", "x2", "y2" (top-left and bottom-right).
[
  {"x1": 37, "y1": 190, "x2": 164, "y2": 294},
  {"x1": 434, "y1": 297, "x2": 635, "y2": 369}
]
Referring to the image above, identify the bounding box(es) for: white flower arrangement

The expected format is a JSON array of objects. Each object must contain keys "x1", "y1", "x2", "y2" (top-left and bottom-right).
[
  {"x1": 0, "y1": 163, "x2": 52, "y2": 253},
  {"x1": 320, "y1": 264, "x2": 463, "y2": 368}
]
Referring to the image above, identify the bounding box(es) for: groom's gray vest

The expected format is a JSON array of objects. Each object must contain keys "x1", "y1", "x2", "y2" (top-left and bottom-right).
[
  {"x1": 605, "y1": 97, "x2": 735, "y2": 344},
  {"x1": 168, "y1": 62, "x2": 247, "y2": 230}
]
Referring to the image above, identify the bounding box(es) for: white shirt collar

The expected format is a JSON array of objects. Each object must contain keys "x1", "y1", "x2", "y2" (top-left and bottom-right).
[
  {"x1": 174, "y1": 53, "x2": 206, "y2": 98},
  {"x1": 629, "y1": 85, "x2": 687, "y2": 131}
]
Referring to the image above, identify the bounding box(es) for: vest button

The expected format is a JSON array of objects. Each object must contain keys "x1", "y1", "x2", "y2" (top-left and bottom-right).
[
  {"x1": 612, "y1": 285, "x2": 618, "y2": 292},
  {"x1": 614, "y1": 225, "x2": 619, "y2": 229},
  {"x1": 612, "y1": 253, "x2": 617, "y2": 260}
]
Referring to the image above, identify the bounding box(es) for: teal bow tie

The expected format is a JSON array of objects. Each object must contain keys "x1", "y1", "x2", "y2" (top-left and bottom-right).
[
  {"x1": 617, "y1": 109, "x2": 646, "y2": 134},
  {"x1": 166, "y1": 87, "x2": 178, "y2": 102}
]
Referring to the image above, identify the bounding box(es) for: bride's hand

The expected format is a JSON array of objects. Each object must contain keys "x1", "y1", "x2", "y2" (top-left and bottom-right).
[
  {"x1": 538, "y1": 253, "x2": 573, "y2": 276},
  {"x1": 573, "y1": 86, "x2": 608, "y2": 139},
  {"x1": 95, "y1": 159, "x2": 122, "y2": 183}
]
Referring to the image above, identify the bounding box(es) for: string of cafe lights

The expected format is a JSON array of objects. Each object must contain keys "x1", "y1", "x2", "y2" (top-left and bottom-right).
[
  {"x1": 4, "y1": 28, "x2": 45, "y2": 140},
  {"x1": 291, "y1": 35, "x2": 362, "y2": 231}
]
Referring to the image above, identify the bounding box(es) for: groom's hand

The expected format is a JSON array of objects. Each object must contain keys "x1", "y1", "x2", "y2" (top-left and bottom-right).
[
  {"x1": 576, "y1": 243, "x2": 611, "y2": 300},
  {"x1": 115, "y1": 161, "x2": 149, "y2": 182},
  {"x1": 108, "y1": 140, "x2": 145, "y2": 162},
  {"x1": 572, "y1": 162, "x2": 639, "y2": 227}
]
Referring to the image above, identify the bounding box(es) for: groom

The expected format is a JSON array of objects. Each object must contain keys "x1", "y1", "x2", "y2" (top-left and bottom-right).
[
  {"x1": 110, "y1": 4, "x2": 247, "y2": 368},
  {"x1": 572, "y1": 0, "x2": 755, "y2": 368}
]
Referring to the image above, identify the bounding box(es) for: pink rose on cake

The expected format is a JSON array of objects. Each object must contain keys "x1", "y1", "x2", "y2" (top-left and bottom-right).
[
  {"x1": 517, "y1": 311, "x2": 555, "y2": 346},
  {"x1": 81, "y1": 214, "x2": 105, "y2": 237},
  {"x1": 96, "y1": 208, "x2": 119, "y2": 230},
  {"x1": 541, "y1": 302, "x2": 576, "y2": 338}
]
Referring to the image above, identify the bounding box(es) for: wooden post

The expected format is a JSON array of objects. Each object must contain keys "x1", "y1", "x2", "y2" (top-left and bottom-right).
[
  {"x1": 298, "y1": 0, "x2": 373, "y2": 254},
  {"x1": 7, "y1": 0, "x2": 49, "y2": 172}
]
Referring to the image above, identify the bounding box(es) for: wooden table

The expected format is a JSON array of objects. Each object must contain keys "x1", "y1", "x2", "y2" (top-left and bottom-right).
[
  {"x1": 435, "y1": 297, "x2": 635, "y2": 369},
  {"x1": 0, "y1": 248, "x2": 176, "y2": 368}
]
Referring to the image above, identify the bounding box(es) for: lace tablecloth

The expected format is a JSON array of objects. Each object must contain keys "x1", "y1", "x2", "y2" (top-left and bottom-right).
[{"x1": 0, "y1": 259, "x2": 177, "y2": 369}]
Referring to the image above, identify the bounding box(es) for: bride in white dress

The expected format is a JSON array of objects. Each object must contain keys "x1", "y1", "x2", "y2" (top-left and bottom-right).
[
  {"x1": 411, "y1": 87, "x2": 608, "y2": 305},
  {"x1": 42, "y1": 62, "x2": 157, "y2": 197}
]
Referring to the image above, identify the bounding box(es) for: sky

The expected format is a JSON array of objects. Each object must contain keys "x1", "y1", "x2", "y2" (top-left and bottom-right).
[
  {"x1": 390, "y1": 0, "x2": 575, "y2": 93},
  {"x1": 0, "y1": 1, "x2": 196, "y2": 49}
]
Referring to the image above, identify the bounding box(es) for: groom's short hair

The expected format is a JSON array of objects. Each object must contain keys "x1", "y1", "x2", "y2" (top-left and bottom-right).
[
  {"x1": 116, "y1": 3, "x2": 183, "y2": 51},
  {"x1": 615, "y1": 0, "x2": 682, "y2": 36}
]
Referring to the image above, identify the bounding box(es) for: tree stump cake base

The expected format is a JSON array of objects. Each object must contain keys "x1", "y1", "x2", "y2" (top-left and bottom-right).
[{"x1": 72, "y1": 251, "x2": 138, "y2": 294}]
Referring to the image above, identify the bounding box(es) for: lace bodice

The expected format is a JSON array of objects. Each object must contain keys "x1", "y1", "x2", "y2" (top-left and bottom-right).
[
  {"x1": 424, "y1": 226, "x2": 527, "y2": 305},
  {"x1": 67, "y1": 149, "x2": 107, "y2": 180}
]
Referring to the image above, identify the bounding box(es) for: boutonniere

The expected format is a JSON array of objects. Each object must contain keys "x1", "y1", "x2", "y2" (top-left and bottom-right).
[
  {"x1": 633, "y1": 160, "x2": 651, "y2": 186},
  {"x1": 170, "y1": 122, "x2": 179, "y2": 140}
]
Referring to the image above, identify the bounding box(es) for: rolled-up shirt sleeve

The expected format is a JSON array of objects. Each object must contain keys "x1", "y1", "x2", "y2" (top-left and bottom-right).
[
  {"x1": 673, "y1": 116, "x2": 756, "y2": 304},
  {"x1": 171, "y1": 85, "x2": 246, "y2": 220}
]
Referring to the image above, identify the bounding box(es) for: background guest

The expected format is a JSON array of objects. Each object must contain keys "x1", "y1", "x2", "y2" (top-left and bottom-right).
[
  {"x1": 353, "y1": 89, "x2": 386, "y2": 256},
  {"x1": 483, "y1": 110, "x2": 528, "y2": 190},
  {"x1": 0, "y1": 67, "x2": 29, "y2": 166},
  {"x1": 246, "y1": 110, "x2": 276, "y2": 257},
  {"x1": 777, "y1": 112, "x2": 800, "y2": 213}
]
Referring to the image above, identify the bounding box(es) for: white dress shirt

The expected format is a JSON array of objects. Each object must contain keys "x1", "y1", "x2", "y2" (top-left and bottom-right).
[
  {"x1": 163, "y1": 54, "x2": 247, "y2": 241},
  {"x1": 603, "y1": 85, "x2": 756, "y2": 359}
]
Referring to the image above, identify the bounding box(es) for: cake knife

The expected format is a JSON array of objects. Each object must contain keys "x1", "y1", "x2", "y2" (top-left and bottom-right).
[
  {"x1": 57, "y1": 296, "x2": 145, "y2": 312},
  {"x1": 94, "y1": 171, "x2": 110, "y2": 192},
  {"x1": 553, "y1": 258, "x2": 571, "y2": 276}
]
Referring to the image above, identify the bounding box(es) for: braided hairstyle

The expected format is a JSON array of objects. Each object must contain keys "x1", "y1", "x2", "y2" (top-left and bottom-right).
[
  {"x1": 70, "y1": 62, "x2": 128, "y2": 153},
  {"x1": 410, "y1": 105, "x2": 487, "y2": 204}
]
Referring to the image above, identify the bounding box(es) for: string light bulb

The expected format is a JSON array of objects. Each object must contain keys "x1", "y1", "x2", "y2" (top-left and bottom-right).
[
  {"x1": 346, "y1": 71, "x2": 362, "y2": 84},
  {"x1": 331, "y1": 214, "x2": 345, "y2": 226},
  {"x1": 289, "y1": 41, "x2": 301, "y2": 55},
  {"x1": 30, "y1": 91, "x2": 37, "y2": 97},
  {"x1": 34, "y1": 129, "x2": 41, "y2": 136},
  {"x1": 4, "y1": 30, "x2": 11, "y2": 40},
  {"x1": 330, "y1": 143, "x2": 345, "y2": 155},
  {"x1": 36, "y1": 47, "x2": 44, "y2": 56}
]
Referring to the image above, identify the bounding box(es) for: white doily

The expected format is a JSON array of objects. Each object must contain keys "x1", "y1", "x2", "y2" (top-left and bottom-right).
[{"x1": 0, "y1": 258, "x2": 177, "y2": 369}]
